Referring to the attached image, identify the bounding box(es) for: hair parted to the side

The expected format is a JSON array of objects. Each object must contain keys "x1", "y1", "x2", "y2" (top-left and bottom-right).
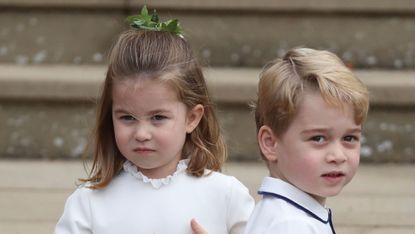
[
  {"x1": 253, "y1": 47, "x2": 369, "y2": 160},
  {"x1": 81, "y1": 30, "x2": 226, "y2": 189}
]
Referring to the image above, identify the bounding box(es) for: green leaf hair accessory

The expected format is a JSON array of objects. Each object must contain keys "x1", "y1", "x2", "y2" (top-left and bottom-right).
[{"x1": 127, "y1": 5, "x2": 184, "y2": 37}]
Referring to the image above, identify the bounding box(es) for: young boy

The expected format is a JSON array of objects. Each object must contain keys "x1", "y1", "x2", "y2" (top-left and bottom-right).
[{"x1": 245, "y1": 48, "x2": 369, "y2": 234}]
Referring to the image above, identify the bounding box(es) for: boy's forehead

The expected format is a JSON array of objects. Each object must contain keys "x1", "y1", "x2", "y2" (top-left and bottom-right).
[{"x1": 295, "y1": 92, "x2": 359, "y2": 124}]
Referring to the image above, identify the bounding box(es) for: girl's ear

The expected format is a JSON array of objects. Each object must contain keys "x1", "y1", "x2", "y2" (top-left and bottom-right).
[
  {"x1": 258, "y1": 125, "x2": 279, "y2": 161},
  {"x1": 186, "y1": 104, "x2": 204, "y2": 133}
]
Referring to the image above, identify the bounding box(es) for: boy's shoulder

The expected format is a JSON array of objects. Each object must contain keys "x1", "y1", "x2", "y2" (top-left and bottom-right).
[
  {"x1": 249, "y1": 197, "x2": 332, "y2": 234},
  {"x1": 247, "y1": 177, "x2": 333, "y2": 234}
]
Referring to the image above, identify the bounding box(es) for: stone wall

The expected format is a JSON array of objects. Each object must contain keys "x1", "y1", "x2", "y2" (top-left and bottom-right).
[
  {"x1": 0, "y1": 0, "x2": 414, "y2": 162},
  {"x1": 1, "y1": 66, "x2": 414, "y2": 162},
  {"x1": 1, "y1": 0, "x2": 415, "y2": 68}
]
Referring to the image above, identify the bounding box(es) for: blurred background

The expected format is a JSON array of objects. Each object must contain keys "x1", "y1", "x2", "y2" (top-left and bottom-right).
[{"x1": 0, "y1": 0, "x2": 414, "y2": 233}]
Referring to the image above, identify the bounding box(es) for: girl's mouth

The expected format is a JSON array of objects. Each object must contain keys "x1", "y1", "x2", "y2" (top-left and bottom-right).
[{"x1": 133, "y1": 148, "x2": 155, "y2": 153}]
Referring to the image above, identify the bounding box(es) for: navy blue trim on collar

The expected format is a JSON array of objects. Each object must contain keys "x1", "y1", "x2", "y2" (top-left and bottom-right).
[{"x1": 259, "y1": 191, "x2": 336, "y2": 234}]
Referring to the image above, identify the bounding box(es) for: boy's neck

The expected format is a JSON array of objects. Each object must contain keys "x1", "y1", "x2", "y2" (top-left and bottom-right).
[{"x1": 269, "y1": 172, "x2": 327, "y2": 206}]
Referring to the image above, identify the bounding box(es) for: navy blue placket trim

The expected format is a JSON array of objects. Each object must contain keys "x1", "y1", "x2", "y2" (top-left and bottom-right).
[
  {"x1": 259, "y1": 191, "x2": 336, "y2": 234},
  {"x1": 328, "y1": 209, "x2": 336, "y2": 234}
]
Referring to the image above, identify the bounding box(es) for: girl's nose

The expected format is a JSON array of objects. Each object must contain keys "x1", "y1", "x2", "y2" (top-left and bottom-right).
[{"x1": 134, "y1": 125, "x2": 152, "y2": 141}]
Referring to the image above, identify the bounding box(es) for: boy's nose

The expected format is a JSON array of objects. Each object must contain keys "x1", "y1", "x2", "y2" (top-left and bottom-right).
[{"x1": 327, "y1": 144, "x2": 347, "y2": 164}]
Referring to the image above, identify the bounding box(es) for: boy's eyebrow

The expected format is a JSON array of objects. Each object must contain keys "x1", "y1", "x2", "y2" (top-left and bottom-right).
[
  {"x1": 349, "y1": 127, "x2": 362, "y2": 131},
  {"x1": 301, "y1": 127, "x2": 362, "y2": 134},
  {"x1": 347, "y1": 128, "x2": 362, "y2": 134},
  {"x1": 300, "y1": 128, "x2": 328, "y2": 135}
]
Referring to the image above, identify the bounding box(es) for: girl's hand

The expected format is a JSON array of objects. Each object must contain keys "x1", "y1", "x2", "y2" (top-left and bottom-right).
[{"x1": 190, "y1": 218, "x2": 208, "y2": 234}]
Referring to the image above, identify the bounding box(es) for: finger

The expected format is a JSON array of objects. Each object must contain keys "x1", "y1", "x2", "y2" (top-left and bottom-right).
[{"x1": 190, "y1": 218, "x2": 208, "y2": 234}]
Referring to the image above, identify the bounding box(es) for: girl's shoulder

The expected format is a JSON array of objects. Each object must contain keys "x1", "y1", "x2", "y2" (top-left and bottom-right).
[
  {"x1": 199, "y1": 169, "x2": 237, "y2": 181},
  {"x1": 60, "y1": 183, "x2": 95, "y2": 212},
  {"x1": 68, "y1": 182, "x2": 99, "y2": 198},
  {"x1": 63, "y1": 178, "x2": 124, "y2": 206},
  {"x1": 191, "y1": 170, "x2": 249, "y2": 192},
  {"x1": 194, "y1": 170, "x2": 255, "y2": 223},
  {"x1": 68, "y1": 178, "x2": 118, "y2": 197}
]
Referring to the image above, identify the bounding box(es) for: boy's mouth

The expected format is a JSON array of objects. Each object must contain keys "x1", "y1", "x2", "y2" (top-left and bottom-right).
[{"x1": 322, "y1": 172, "x2": 345, "y2": 177}]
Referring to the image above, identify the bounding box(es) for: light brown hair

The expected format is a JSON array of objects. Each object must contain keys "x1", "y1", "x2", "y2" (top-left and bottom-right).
[
  {"x1": 82, "y1": 30, "x2": 226, "y2": 189},
  {"x1": 254, "y1": 48, "x2": 369, "y2": 159}
]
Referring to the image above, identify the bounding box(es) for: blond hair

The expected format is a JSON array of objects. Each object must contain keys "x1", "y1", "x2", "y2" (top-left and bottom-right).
[
  {"x1": 254, "y1": 48, "x2": 369, "y2": 158},
  {"x1": 82, "y1": 30, "x2": 226, "y2": 189}
]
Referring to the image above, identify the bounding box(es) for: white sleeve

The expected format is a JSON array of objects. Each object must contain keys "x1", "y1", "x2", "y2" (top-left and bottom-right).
[
  {"x1": 54, "y1": 188, "x2": 92, "y2": 234},
  {"x1": 227, "y1": 177, "x2": 255, "y2": 234}
]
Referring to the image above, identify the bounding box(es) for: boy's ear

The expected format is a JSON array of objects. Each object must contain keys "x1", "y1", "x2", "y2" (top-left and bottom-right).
[
  {"x1": 186, "y1": 104, "x2": 204, "y2": 133},
  {"x1": 258, "y1": 125, "x2": 278, "y2": 161}
]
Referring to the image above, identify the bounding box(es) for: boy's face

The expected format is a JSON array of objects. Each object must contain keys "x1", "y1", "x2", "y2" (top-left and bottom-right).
[{"x1": 270, "y1": 92, "x2": 361, "y2": 204}]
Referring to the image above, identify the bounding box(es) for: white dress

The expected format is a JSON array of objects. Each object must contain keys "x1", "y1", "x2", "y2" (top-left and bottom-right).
[
  {"x1": 245, "y1": 177, "x2": 336, "y2": 234},
  {"x1": 55, "y1": 160, "x2": 255, "y2": 234}
]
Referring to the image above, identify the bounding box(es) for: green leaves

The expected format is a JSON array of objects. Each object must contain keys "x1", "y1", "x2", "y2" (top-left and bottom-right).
[{"x1": 127, "y1": 5, "x2": 184, "y2": 37}]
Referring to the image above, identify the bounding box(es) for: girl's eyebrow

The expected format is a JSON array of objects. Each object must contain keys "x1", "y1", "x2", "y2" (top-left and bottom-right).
[
  {"x1": 112, "y1": 108, "x2": 129, "y2": 114},
  {"x1": 147, "y1": 109, "x2": 171, "y2": 115},
  {"x1": 112, "y1": 108, "x2": 172, "y2": 116}
]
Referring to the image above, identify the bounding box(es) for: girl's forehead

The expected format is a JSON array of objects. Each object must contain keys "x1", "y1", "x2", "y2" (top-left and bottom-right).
[
  {"x1": 112, "y1": 78, "x2": 180, "y2": 105},
  {"x1": 114, "y1": 77, "x2": 173, "y2": 92}
]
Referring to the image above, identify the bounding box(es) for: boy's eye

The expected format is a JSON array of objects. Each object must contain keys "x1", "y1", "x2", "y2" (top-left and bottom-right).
[
  {"x1": 344, "y1": 135, "x2": 359, "y2": 142},
  {"x1": 310, "y1": 135, "x2": 325, "y2": 143}
]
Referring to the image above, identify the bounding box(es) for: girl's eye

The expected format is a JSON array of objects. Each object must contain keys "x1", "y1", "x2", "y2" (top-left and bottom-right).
[
  {"x1": 344, "y1": 135, "x2": 359, "y2": 143},
  {"x1": 310, "y1": 135, "x2": 325, "y2": 143},
  {"x1": 120, "y1": 115, "x2": 135, "y2": 121},
  {"x1": 151, "y1": 115, "x2": 167, "y2": 121}
]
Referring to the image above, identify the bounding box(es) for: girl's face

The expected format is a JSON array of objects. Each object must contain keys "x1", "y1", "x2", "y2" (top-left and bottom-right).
[
  {"x1": 112, "y1": 78, "x2": 202, "y2": 179},
  {"x1": 266, "y1": 92, "x2": 361, "y2": 205}
]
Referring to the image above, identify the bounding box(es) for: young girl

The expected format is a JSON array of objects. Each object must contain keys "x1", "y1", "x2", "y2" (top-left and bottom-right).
[{"x1": 54, "y1": 8, "x2": 254, "y2": 234}]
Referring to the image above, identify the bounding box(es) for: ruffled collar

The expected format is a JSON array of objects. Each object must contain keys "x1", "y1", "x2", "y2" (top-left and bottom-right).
[{"x1": 123, "y1": 159, "x2": 188, "y2": 189}]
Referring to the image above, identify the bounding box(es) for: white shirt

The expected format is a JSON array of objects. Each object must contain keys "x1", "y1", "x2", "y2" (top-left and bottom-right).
[
  {"x1": 55, "y1": 160, "x2": 255, "y2": 234},
  {"x1": 245, "y1": 177, "x2": 336, "y2": 234}
]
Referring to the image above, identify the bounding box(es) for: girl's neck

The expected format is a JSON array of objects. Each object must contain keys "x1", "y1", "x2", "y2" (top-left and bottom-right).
[{"x1": 136, "y1": 158, "x2": 182, "y2": 179}]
